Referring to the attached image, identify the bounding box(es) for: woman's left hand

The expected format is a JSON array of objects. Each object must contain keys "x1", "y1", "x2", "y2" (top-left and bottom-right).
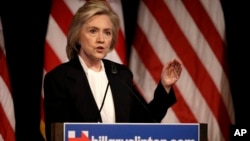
[{"x1": 161, "y1": 58, "x2": 182, "y2": 92}]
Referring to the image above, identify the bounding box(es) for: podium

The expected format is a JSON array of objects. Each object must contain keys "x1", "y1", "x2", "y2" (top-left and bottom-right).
[{"x1": 51, "y1": 123, "x2": 207, "y2": 141}]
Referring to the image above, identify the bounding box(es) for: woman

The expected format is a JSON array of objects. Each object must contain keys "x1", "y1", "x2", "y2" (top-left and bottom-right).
[{"x1": 43, "y1": 0, "x2": 182, "y2": 140}]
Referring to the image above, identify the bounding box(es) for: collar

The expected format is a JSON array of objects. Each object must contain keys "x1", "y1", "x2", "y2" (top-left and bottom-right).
[{"x1": 78, "y1": 55, "x2": 105, "y2": 76}]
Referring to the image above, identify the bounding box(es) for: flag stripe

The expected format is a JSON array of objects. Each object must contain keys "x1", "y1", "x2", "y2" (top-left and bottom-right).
[
  {"x1": 130, "y1": 0, "x2": 234, "y2": 141},
  {"x1": 114, "y1": 29, "x2": 126, "y2": 64},
  {"x1": 0, "y1": 77, "x2": 15, "y2": 130},
  {"x1": 0, "y1": 105, "x2": 15, "y2": 141},
  {"x1": 0, "y1": 50, "x2": 11, "y2": 90},
  {"x1": 132, "y1": 23, "x2": 197, "y2": 119},
  {"x1": 171, "y1": 85, "x2": 198, "y2": 123},
  {"x1": 164, "y1": 0, "x2": 234, "y2": 126},
  {"x1": 46, "y1": 16, "x2": 68, "y2": 63},
  {"x1": 144, "y1": 0, "x2": 225, "y2": 118},
  {"x1": 143, "y1": 2, "x2": 231, "y2": 140},
  {"x1": 163, "y1": 0, "x2": 232, "y2": 140},
  {"x1": 129, "y1": 47, "x2": 160, "y2": 102},
  {"x1": 51, "y1": 0, "x2": 73, "y2": 36},
  {"x1": 133, "y1": 0, "x2": 198, "y2": 124},
  {"x1": 133, "y1": 25, "x2": 163, "y2": 82},
  {"x1": 44, "y1": 42, "x2": 62, "y2": 72},
  {"x1": 182, "y1": 0, "x2": 228, "y2": 75},
  {"x1": 0, "y1": 18, "x2": 16, "y2": 141}
]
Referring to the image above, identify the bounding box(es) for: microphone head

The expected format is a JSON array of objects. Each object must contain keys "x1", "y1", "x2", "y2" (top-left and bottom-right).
[{"x1": 111, "y1": 63, "x2": 118, "y2": 74}]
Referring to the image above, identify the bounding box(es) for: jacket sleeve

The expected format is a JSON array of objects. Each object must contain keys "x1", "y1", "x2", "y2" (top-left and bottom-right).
[{"x1": 148, "y1": 81, "x2": 177, "y2": 122}]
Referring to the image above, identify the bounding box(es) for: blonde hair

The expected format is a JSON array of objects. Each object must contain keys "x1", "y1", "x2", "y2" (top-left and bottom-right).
[{"x1": 66, "y1": 0, "x2": 120, "y2": 59}]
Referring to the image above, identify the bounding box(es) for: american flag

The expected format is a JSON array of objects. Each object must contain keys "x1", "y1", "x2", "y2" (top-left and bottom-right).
[
  {"x1": 130, "y1": 0, "x2": 234, "y2": 141},
  {"x1": 0, "y1": 17, "x2": 16, "y2": 141},
  {"x1": 40, "y1": 0, "x2": 125, "y2": 140}
]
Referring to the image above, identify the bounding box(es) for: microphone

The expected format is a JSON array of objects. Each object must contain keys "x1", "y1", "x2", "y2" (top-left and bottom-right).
[
  {"x1": 111, "y1": 62, "x2": 158, "y2": 123},
  {"x1": 111, "y1": 62, "x2": 118, "y2": 74}
]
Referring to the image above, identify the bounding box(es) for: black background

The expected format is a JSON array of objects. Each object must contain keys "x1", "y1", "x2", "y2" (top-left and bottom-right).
[{"x1": 1, "y1": 0, "x2": 249, "y2": 140}]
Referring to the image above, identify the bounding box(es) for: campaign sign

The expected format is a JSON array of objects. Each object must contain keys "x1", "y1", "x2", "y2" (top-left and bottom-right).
[{"x1": 64, "y1": 123, "x2": 204, "y2": 141}]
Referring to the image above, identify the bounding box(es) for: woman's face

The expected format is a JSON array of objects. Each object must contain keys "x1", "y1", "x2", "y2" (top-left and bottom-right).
[{"x1": 79, "y1": 14, "x2": 113, "y2": 62}]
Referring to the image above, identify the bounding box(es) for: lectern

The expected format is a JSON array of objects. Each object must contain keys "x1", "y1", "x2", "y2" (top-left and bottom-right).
[{"x1": 51, "y1": 123, "x2": 207, "y2": 141}]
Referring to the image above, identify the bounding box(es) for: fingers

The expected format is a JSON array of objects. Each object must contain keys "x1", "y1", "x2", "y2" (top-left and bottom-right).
[
  {"x1": 161, "y1": 58, "x2": 182, "y2": 87},
  {"x1": 162, "y1": 58, "x2": 182, "y2": 81},
  {"x1": 169, "y1": 59, "x2": 182, "y2": 77}
]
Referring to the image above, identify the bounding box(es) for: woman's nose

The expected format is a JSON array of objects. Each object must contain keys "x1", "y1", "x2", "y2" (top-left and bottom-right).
[{"x1": 96, "y1": 32, "x2": 105, "y2": 42}]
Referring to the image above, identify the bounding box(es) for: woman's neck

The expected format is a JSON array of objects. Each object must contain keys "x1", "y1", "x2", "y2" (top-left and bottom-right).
[{"x1": 82, "y1": 57, "x2": 102, "y2": 72}]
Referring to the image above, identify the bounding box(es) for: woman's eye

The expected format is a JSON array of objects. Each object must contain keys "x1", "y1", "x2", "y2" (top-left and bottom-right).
[
  {"x1": 89, "y1": 29, "x2": 97, "y2": 34},
  {"x1": 104, "y1": 31, "x2": 111, "y2": 36}
]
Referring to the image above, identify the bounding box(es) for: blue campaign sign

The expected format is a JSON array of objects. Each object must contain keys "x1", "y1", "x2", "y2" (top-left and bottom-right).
[{"x1": 64, "y1": 123, "x2": 201, "y2": 141}]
